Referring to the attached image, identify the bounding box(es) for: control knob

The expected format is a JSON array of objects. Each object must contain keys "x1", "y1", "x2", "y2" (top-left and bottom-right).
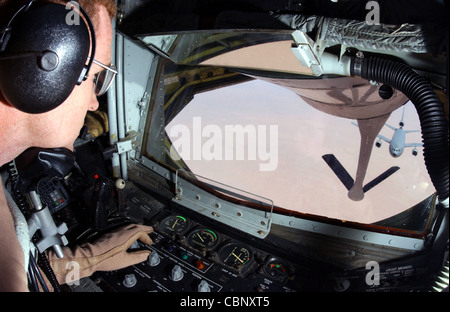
[
  {"x1": 170, "y1": 265, "x2": 184, "y2": 281},
  {"x1": 123, "y1": 274, "x2": 137, "y2": 288},
  {"x1": 148, "y1": 251, "x2": 161, "y2": 267},
  {"x1": 197, "y1": 280, "x2": 211, "y2": 292}
]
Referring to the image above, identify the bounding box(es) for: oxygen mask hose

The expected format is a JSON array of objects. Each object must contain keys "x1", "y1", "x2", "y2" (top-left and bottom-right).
[{"x1": 351, "y1": 56, "x2": 449, "y2": 206}]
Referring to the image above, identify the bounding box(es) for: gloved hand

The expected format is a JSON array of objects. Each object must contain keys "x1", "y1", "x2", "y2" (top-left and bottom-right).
[{"x1": 47, "y1": 223, "x2": 153, "y2": 285}]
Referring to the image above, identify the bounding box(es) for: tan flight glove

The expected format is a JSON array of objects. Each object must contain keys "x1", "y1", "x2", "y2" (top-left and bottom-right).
[{"x1": 47, "y1": 223, "x2": 153, "y2": 285}]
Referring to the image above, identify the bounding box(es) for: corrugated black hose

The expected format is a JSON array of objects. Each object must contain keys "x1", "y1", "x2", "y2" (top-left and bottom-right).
[{"x1": 351, "y1": 56, "x2": 449, "y2": 203}]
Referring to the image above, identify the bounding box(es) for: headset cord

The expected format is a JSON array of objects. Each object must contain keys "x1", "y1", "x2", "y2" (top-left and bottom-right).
[
  {"x1": 6, "y1": 161, "x2": 30, "y2": 218},
  {"x1": 28, "y1": 251, "x2": 49, "y2": 292},
  {"x1": 7, "y1": 161, "x2": 61, "y2": 292},
  {"x1": 37, "y1": 252, "x2": 61, "y2": 292}
]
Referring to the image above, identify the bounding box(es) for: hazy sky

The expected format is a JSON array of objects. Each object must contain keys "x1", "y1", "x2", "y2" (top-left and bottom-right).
[{"x1": 166, "y1": 79, "x2": 433, "y2": 224}]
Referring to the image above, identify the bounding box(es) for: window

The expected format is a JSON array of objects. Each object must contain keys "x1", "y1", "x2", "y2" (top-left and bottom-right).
[{"x1": 166, "y1": 79, "x2": 433, "y2": 224}]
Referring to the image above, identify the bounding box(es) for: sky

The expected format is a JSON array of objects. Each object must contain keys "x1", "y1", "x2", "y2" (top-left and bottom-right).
[{"x1": 166, "y1": 79, "x2": 433, "y2": 224}]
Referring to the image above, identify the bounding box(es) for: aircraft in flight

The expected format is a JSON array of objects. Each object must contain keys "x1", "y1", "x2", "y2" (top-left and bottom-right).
[
  {"x1": 323, "y1": 106, "x2": 424, "y2": 202},
  {"x1": 352, "y1": 106, "x2": 423, "y2": 158}
]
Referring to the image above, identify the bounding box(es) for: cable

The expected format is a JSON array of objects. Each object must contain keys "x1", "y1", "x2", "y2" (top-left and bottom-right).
[
  {"x1": 6, "y1": 161, "x2": 30, "y2": 218},
  {"x1": 351, "y1": 56, "x2": 449, "y2": 203},
  {"x1": 27, "y1": 269, "x2": 38, "y2": 292},
  {"x1": 29, "y1": 252, "x2": 49, "y2": 292},
  {"x1": 37, "y1": 252, "x2": 61, "y2": 292}
]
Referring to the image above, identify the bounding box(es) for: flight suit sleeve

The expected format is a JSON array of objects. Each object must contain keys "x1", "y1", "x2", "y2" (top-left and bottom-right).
[{"x1": 46, "y1": 223, "x2": 153, "y2": 285}]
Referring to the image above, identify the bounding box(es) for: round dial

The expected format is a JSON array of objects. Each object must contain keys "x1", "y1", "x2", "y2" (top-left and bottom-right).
[
  {"x1": 186, "y1": 228, "x2": 219, "y2": 251},
  {"x1": 159, "y1": 215, "x2": 189, "y2": 235},
  {"x1": 263, "y1": 257, "x2": 290, "y2": 281},
  {"x1": 218, "y1": 242, "x2": 253, "y2": 270}
]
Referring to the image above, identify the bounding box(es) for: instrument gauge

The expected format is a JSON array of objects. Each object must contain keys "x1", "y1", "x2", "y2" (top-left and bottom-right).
[
  {"x1": 159, "y1": 215, "x2": 189, "y2": 235},
  {"x1": 262, "y1": 257, "x2": 290, "y2": 281},
  {"x1": 186, "y1": 228, "x2": 219, "y2": 251},
  {"x1": 218, "y1": 242, "x2": 253, "y2": 270}
]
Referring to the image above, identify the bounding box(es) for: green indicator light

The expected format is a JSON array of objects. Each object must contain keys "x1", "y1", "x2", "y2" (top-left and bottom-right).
[{"x1": 180, "y1": 251, "x2": 189, "y2": 260}]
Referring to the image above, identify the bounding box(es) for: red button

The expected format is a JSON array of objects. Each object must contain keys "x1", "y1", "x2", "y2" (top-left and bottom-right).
[{"x1": 195, "y1": 260, "x2": 205, "y2": 270}]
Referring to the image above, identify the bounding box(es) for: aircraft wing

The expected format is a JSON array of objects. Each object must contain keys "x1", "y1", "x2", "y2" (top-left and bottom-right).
[
  {"x1": 404, "y1": 142, "x2": 423, "y2": 147},
  {"x1": 376, "y1": 134, "x2": 391, "y2": 143},
  {"x1": 385, "y1": 123, "x2": 397, "y2": 131}
]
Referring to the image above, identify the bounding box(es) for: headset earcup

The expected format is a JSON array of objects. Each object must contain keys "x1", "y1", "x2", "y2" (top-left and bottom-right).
[{"x1": 0, "y1": 3, "x2": 90, "y2": 114}]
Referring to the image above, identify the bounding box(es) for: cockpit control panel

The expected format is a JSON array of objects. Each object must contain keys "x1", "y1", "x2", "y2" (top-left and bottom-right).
[{"x1": 93, "y1": 187, "x2": 310, "y2": 292}]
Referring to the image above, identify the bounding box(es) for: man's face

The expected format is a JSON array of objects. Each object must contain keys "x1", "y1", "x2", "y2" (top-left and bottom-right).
[{"x1": 29, "y1": 5, "x2": 113, "y2": 151}]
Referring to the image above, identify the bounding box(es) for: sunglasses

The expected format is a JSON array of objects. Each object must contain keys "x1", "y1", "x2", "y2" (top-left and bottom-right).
[{"x1": 91, "y1": 59, "x2": 118, "y2": 96}]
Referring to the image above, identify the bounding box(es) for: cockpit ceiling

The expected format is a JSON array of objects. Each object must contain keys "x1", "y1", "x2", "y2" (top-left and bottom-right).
[{"x1": 119, "y1": 0, "x2": 448, "y2": 55}]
